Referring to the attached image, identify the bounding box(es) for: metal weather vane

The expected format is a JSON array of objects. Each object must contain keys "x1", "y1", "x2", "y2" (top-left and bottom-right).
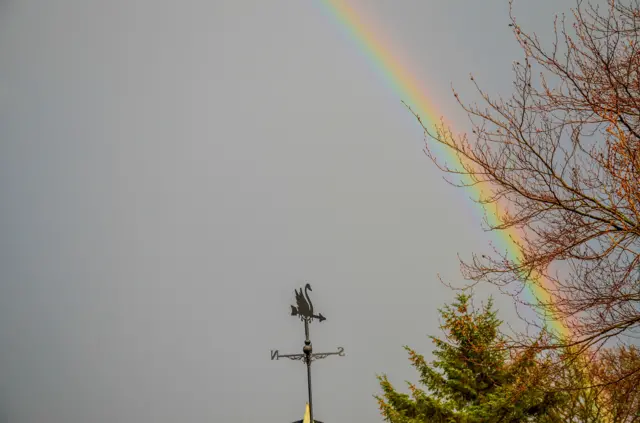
[{"x1": 271, "y1": 283, "x2": 345, "y2": 423}]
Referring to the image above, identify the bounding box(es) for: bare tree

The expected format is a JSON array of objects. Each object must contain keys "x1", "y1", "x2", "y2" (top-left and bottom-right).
[
  {"x1": 589, "y1": 345, "x2": 640, "y2": 422},
  {"x1": 414, "y1": 0, "x2": 640, "y2": 365}
]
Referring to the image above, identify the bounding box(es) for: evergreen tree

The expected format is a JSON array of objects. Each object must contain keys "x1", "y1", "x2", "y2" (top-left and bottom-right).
[{"x1": 375, "y1": 294, "x2": 561, "y2": 422}]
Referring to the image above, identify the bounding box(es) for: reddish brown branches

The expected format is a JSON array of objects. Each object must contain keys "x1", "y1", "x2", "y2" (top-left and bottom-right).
[{"x1": 417, "y1": 0, "x2": 640, "y2": 360}]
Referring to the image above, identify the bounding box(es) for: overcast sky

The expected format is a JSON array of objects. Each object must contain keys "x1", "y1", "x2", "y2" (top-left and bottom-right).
[{"x1": 0, "y1": 1, "x2": 576, "y2": 422}]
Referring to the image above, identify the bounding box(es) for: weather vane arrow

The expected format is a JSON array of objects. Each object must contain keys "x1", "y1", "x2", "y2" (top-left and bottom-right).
[{"x1": 271, "y1": 283, "x2": 345, "y2": 423}]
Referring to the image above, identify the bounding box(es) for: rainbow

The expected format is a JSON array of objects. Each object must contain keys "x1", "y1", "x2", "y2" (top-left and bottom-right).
[{"x1": 317, "y1": 0, "x2": 569, "y2": 338}]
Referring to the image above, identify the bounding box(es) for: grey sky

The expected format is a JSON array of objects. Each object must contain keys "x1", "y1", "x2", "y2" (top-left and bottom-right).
[{"x1": 0, "y1": 1, "x2": 575, "y2": 422}]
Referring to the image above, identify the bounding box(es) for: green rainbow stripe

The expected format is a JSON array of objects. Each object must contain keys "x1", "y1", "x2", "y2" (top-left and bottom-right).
[{"x1": 318, "y1": 0, "x2": 569, "y2": 337}]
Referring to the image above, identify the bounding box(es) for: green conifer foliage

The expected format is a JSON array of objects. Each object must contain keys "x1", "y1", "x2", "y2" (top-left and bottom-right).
[{"x1": 375, "y1": 294, "x2": 561, "y2": 423}]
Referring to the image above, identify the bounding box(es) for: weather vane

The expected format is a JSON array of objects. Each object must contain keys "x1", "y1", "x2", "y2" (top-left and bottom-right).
[{"x1": 271, "y1": 283, "x2": 345, "y2": 423}]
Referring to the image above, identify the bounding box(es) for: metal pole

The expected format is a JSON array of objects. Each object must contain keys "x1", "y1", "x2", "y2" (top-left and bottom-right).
[{"x1": 303, "y1": 319, "x2": 313, "y2": 423}]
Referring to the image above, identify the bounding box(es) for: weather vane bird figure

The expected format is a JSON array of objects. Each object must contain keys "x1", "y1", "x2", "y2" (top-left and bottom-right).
[{"x1": 290, "y1": 283, "x2": 326, "y2": 322}]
